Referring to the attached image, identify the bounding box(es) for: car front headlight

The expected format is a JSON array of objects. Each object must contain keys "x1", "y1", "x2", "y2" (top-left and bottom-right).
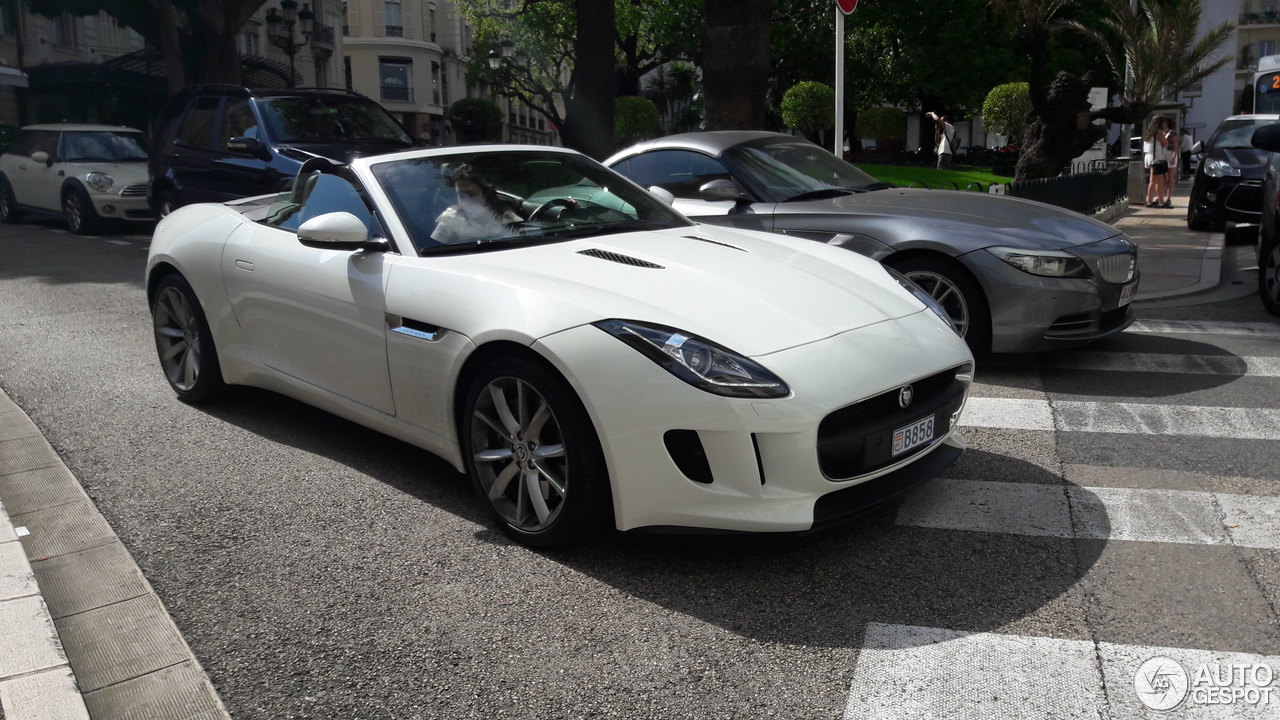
[
  {"x1": 1203, "y1": 158, "x2": 1241, "y2": 178},
  {"x1": 85, "y1": 172, "x2": 114, "y2": 193},
  {"x1": 884, "y1": 266, "x2": 956, "y2": 333},
  {"x1": 985, "y1": 246, "x2": 1091, "y2": 278},
  {"x1": 593, "y1": 319, "x2": 789, "y2": 398}
]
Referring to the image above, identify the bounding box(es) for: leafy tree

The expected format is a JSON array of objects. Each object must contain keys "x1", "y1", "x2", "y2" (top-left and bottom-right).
[
  {"x1": 780, "y1": 81, "x2": 834, "y2": 142},
  {"x1": 980, "y1": 82, "x2": 1031, "y2": 145},
  {"x1": 643, "y1": 62, "x2": 700, "y2": 133},
  {"x1": 447, "y1": 98, "x2": 504, "y2": 143},
  {"x1": 614, "y1": 96, "x2": 661, "y2": 148},
  {"x1": 702, "y1": 0, "x2": 772, "y2": 129},
  {"x1": 16, "y1": 0, "x2": 268, "y2": 92},
  {"x1": 854, "y1": 106, "x2": 906, "y2": 151}
]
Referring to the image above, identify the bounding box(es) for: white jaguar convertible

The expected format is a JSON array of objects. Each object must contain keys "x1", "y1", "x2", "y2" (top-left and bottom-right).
[{"x1": 146, "y1": 145, "x2": 974, "y2": 547}]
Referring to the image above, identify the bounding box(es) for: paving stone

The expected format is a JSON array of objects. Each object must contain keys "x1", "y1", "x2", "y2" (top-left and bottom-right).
[
  {"x1": 0, "y1": 666, "x2": 89, "y2": 720},
  {"x1": 83, "y1": 661, "x2": 230, "y2": 720},
  {"x1": 12, "y1": 502, "x2": 115, "y2": 562},
  {"x1": 32, "y1": 541, "x2": 149, "y2": 619},
  {"x1": 54, "y1": 595, "x2": 194, "y2": 693}
]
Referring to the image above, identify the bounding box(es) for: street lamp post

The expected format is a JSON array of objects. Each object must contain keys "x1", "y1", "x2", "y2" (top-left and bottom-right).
[
  {"x1": 486, "y1": 42, "x2": 530, "y2": 141},
  {"x1": 265, "y1": 0, "x2": 315, "y2": 88}
]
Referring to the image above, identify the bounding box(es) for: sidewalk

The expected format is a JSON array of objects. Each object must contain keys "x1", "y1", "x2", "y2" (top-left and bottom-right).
[{"x1": 0, "y1": 180, "x2": 1238, "y2": 720}]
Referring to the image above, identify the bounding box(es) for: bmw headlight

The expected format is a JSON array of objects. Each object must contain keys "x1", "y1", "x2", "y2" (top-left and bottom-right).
[
  {"x1": 85, "y1": 172, "x2": 114, "y2": 193},
  {"x1": 985, "y1": 246, "x2": 1090, "y2": 278},
  {"x1": 593, "y1": 319, "x2": 789, "y2": 398},
  {"x1": 1203, "y1": 158, "x2": 1241, "y2": 178},
  {"x1": 884, "y1": 267, "x2": 955, "y2": 333}
]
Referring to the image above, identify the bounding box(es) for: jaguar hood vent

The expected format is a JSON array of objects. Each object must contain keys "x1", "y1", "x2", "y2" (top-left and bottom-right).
[
  {"x1": 685, "y1": 235, "x2": 748, "y2": 252},
  {"x1": 577, "y1": 248, "x2": 664, "y2": 269}
]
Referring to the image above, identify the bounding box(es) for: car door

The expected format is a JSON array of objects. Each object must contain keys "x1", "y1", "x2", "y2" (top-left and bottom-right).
[
  {"x1": 167, "y1": 95, "x2": 224, "y2": 205},
  {"x1": 610, "y1": 149, "x2": 776, "y2": 231},
  {"x1": 11, "y1": 130, "x2": 61, "y2": 212},
  {"x1": 209, "y1": 98, "x2": 281, "y2": 201},
  {"x1": 221, "y1": 171, "x2": 396, "y2": 414}
]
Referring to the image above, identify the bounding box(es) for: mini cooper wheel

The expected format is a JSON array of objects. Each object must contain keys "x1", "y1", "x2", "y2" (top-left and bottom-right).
[
  {"x1": 155, "y1": 190, "x2": 178, "y2": 218},
  {"x1": 151, "y1": 274, "x2": 225, "y2": 402},
  {"x1": 62, "y1": 186, "x2": 100, "y2": 235},
  {"x1": 462, "y1": 356, "x2": 611, "y2": 547},
  {"x1": 1261, "y1": 231, "x2": 1280, "y2": 316},
  {"x1": 0, "y1": 176, "x2": 22, "y2": 223},
  {"x1": 889, "y1": 255, "x2": 991, "y2": 355}
]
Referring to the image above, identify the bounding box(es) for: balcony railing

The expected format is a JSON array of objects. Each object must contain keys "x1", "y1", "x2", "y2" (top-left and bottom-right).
[
  {"x1": 1241, "y1": 12, "x2": 1280, "y2": 24},
  {"x1": 386, "y1": 25, "x2": 403, "y2": 37},
  {"x1": 381, "y1": 85, "x2": 413, "y2": 102}
]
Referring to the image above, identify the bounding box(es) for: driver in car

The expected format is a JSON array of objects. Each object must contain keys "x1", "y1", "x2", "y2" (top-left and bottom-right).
[{"x1": 431, "y1": 164, "x2": 523, "y2": 244}]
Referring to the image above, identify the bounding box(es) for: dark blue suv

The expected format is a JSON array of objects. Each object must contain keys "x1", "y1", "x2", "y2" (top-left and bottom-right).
[{"x1": 148, "y1": 85, "x2": 417, "y2": 215}]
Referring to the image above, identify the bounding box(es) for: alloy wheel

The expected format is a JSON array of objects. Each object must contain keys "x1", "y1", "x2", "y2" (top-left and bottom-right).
[
  {"x1": 1265, "y1": 242, "x2": 1280, "y2": 308},
  {"x1": 469, "y1": 376, "x2": 568, "y2": 533},
  {"x1": 63, "y1": 193, "x2": 83, "y2": 233},
  {"x1": 903, "y1": 269, "x2": 971, "y2": 338},
  {"x1": 153, "y1": 286, "x2": 204, "y2": 392}
]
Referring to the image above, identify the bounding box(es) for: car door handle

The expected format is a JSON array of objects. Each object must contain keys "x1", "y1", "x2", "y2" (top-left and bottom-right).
[
  {"x1": 234, "y1": 259, "x2": 254, "y2": 271},
  {"x1": 17, "y1": 164, "x2": 25, "y2": 170}
]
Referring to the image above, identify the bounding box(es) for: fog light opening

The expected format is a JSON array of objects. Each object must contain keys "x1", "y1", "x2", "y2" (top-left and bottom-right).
[
  {"x1": 663, "y1": 429, "x2": 713, "y2": 484},
  {"x1": 101, "y1": 204, "x2": 117, "y2": 215}
]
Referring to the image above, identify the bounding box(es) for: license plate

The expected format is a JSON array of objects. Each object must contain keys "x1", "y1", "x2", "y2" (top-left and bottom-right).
[
  {"x1": 1118, "y1": 282, "x2": 1138, "y2": 307},
  {"x1": 892, "y1": 415, "x2": 935, "y2": 456}
]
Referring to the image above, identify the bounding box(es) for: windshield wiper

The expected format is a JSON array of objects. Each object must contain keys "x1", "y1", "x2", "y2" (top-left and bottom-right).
[
  {"x1": 542, "y1": 220, "x2": 674, "y2": 238},
  {"x1": 782, "y1": 188, "x2": 856, "y2": 202}
]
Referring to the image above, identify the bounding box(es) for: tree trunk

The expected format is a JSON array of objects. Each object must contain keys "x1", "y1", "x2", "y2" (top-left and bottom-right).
[
  {"x1": 702, "y1": 0, "x2": 771, "y2": 130},
  {"x1": 562, "y1": 0, "x2": 615, "y2": 159},
  {"x1": 1015, "y1": 71, "x2": 1110, "y2": 182},
  {"x1": 157, "y1": 3, "x2": 186, "y2": 94}
]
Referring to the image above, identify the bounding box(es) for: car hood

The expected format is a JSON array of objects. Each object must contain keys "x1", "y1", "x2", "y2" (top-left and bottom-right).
[
  {"x1": 278, "y1": 141, "x2": 415, "y2": 164},
  {"x1": 61, "y1": 162, "x2": 149, "y2": 186},
  {"x1": 779, "y1": 187, "x2": 1120, "y2": 250},
  {"x1": 391, "y1": 224, "x2": 932, "y2": 357},
  {"x1": 1205, "y1": 146, "x2": 1269, "y2": 177}
]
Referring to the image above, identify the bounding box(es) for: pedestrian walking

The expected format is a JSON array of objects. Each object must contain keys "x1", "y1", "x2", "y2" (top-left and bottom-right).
[
  {"x1": 928, "y1": 111, "x2": 956, "y2": 170},
  {"x1": 1180, "y1": 128, "x2": 1194, "y2": 180},
  {"x1": 1143, "y1": 115, "x2": 1173, "y2": 209}
]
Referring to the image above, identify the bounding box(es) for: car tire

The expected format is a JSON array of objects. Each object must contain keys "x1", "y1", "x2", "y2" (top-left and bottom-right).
[
  {"x1": 1260, "y1": 230, "x2": 1280, "y2": 316},
  {"x1": 1187, "y1": 203, "x2": 1211, "y2": 232},
  {"x1": 151, "y1": 274, "x2": 226, "y2": 403},
  {"x1": 0, "y1": 176, "x2": 23, "y2": 224},
  {"x1": 155, "y1": 189, "x2": 178, "y2": 218},
  {"x1": 62, "y1": 186, "x2": 100, "y2": 235},
  {"x1": 461, "y1": 355, "x2": 612, "y2": 548},
  {"x1": 888, "y1": 255, "x2": 992, "y2": 355}
]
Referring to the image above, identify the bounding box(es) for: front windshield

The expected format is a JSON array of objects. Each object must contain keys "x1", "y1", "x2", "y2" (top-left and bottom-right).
[
  {"x1": 61, "y1": 131, "x2": 147, "y2": 162},
  {"x1": 723, "y1": 139, "x2": 884, "y2": 201},
  {"x1": 258, "y1": 96, "x2": 414, "y2": 145},
  {"x1": 1210, "y1": 119, "x2": 1275, "y2": 149},
  {"x1": 370, "y1": 150, "x2": 692, "y2": 255}
]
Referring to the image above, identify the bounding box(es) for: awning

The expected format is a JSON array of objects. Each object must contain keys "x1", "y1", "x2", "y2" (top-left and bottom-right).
[{"x1": 0, "y1": 66, "x2": 29, "y2": 88}]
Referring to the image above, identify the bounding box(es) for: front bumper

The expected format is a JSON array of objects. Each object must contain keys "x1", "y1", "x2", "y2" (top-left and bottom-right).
[
  {"x1": 91, "y1": 183, "x2": 154, "y2": 222},
  {"x1": 1191, "y1": 175, "x2": 1263, "y2": 224},
  {"x1": 962, "y1": 237, "x2": 1139, "y2": 354},
  {"x1": 535, "y1": 309, "x2": 973, "y2": 533}
]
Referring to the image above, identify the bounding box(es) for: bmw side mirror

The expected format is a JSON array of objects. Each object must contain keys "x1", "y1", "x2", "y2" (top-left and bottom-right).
[
  {"x1": 699, "y1": 179, "x2": 744, "y2": 203},
  {"x1": 227, "y1": 136, "x2": 270, "y2": 159},
  {"x1": 1252, "y1": 125, "x2": 1280, "y2": 153},
  {"x1": 297, "y1": 212, "x2": 386, "y2": 252}
]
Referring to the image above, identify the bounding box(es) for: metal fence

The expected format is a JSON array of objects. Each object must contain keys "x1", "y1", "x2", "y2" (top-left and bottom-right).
[{"x1": 1003, "y1": 160, "x2": 1129, "y2": 214}]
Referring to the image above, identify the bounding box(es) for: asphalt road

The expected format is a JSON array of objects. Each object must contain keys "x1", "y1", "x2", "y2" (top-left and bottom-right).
[{"x1": 0, "y1": 217, "x2": 1277, "y2": 719}]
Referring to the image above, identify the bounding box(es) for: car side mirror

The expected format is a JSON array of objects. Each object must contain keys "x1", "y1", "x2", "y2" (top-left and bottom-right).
[
  {"x1": 1252, "y1": 125, "x2": 1280, "y2": 153},
  {"x1": 31, "y1": 150, "x2": 49, "y2": 165},
  {"x1": 699, "y1": 179, "x2": 745, "y2": 203},
  {"x1": 227, "y1": 136, "x2": 269, "y2": 159},
  {"x1": 647, "y1": 186, "x2": 675, "y2": 205},
  {"x1": 1191, "y1": 140, "x2": 1205, "y2": 155},
  {"x1": 297, "y1": 212, "x2": 386, "y2": 252}
]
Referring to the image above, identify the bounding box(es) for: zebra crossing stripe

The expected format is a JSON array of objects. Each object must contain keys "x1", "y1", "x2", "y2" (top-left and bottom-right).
[
  {"x1": 895, "y1": 478, "x2": 1280, "y2": 549},
  {"x1": 845, "y1": 622, "x2": 1280, "y2": 720},
  {"x1": 1128, "y1": 319, "x2": 1280, "y2": 337},
  {"x1": 960, "y1": 397, "x2": 1280, "y2": 441},
  {"x1": 1036, "y1": 352, "x2": 1280, "y2": 378}
]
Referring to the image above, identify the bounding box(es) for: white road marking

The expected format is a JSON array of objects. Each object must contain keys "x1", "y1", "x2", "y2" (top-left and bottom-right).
[
  {"x1": 961, "y1": 397, "x2": 1280, "y2": 441},
  {"x1": 1128, "y1": 319, "x2": 1280, "y2": 337},
  {"x1": 846, "y1": 622, "x2": 1280, "y2": 720},
  {"x1": 897, "y1": 478, "x2": 1280, "y2": 549},
  {"x1": 1039, "y1": 352, "x2": 1280, "y2": 378}
]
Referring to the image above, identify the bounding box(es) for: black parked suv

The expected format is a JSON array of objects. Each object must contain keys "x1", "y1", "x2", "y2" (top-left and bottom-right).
[{"x1": 148, "y1": 85, "x2": 417, "y2": 215}]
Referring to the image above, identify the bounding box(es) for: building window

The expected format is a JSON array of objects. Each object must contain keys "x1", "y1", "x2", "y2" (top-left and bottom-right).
[
  {"x1": 238, "y1": 21, "x2": 261, "y2": 56},
  {"x1": 441, "y1": 66, "x2": 449, "y2": 105},
  {"x1": 53, "y1": 13, "x2": 75, "y2": 46},
  {"x1": 344, "y1": 56, "x2": 353, "y2": 90},
  {"x1": 380, "y1": 57, "x2": 412, "y2": 101},
  {"x1": 427, "y1": 4, "x2": 437, "y2": 42},
  {"x1": 0, "y1": 4, "x2": 16, "y2": 36},
  {"x1": 1261, "y1": 40, "x2": 1277, "y2": 58},
  {"x1": 384, "y1": 0, "x2": 402, "y2": 36},
  {"x1": 431, "y1": 61, "x2": 441, "y2": 105}
]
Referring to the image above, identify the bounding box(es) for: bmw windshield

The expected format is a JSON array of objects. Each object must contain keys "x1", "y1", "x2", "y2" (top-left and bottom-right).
[
  {"x1": 369, "y1": 150, "x2": 692, "y2": 255},
  {"x1": 723, "y1": 138, "x2": 891, "y2": 202}
]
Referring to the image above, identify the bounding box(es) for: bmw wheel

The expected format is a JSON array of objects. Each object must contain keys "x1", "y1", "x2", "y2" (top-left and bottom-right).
[
  {"x1": 462, "y1": 356, "x2": 611, "y2": 547},
  {"x1": 151, "y1": 274, "x2": 225, "y2": 402},
  {"x1": 1261, "y1": 231, "x2": 1280, "y2": 316},
  {"x1": 889, "y1": 255, "x2": 991, "y2": 355},
  {"x1": 62, "y1": 186, "x2": 100, "y2": 235}
]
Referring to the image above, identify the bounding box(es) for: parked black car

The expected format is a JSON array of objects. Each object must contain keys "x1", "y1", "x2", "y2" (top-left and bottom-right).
[
  {"x1": 148, "y1": 86, "x2": 417, "y2": 215},
  {"x1": 1186, "y1": 114, "x2": 1279, "y2": 231},
  {"x1": 1249, "y1": 123, "x2": 1280, "y2": 316}
]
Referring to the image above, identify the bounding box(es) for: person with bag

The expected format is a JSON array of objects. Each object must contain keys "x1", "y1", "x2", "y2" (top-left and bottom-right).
[
  {"x1": 1143, "y1": 116, "x2": 1173, "y2": 208},
  {"x1": 928, "y1": 111, "x2": 957, "y2": 169}
]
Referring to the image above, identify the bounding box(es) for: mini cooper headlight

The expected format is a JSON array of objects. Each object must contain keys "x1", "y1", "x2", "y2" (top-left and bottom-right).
[
  {"x1": 85, "y1": 172, "x2": 114, "y2": 193},
  {"x1": 985, "y1": 246, "x2": 1090, "y2": 278},
  {"x1": 884, "y1": 266, "x2": 955, "y2": 333},
  {"x1": 1203, "y1": 158, "x2": 1241, "y2": 178},
  {"x1": 594, "y1": 319, "x2": 789, "y2": 398}
]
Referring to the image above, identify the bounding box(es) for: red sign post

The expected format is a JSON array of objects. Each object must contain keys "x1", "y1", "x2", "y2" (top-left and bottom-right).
[{"x1": 837, "y1": 0, "x2": 858, "y2": 14}]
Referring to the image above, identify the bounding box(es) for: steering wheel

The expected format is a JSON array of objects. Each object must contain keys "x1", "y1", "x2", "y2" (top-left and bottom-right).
[{"x1": 528, "y1": 197, "x2": 578, "y2": 221}]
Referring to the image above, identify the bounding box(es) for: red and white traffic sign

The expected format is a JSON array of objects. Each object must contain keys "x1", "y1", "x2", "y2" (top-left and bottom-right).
[{"x1": 836, "y1": 0, "x2": 857, "y2": 14}]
